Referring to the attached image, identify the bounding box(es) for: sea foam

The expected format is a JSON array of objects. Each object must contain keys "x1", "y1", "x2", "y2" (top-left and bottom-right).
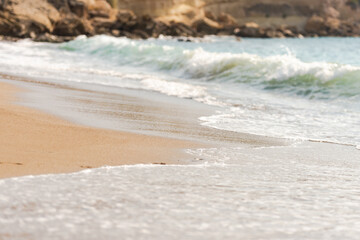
[{"x1": 1, "y1": 141, "x2": 360, "y2": 240}]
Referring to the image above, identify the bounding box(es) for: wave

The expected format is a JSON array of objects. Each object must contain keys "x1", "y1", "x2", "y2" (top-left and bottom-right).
[
  {"x1": 61, "y1": 35, "x2": 360, "y2": 100},
  {"x1": 2, "y1": 36, "x2": 359, "y2": 148}
]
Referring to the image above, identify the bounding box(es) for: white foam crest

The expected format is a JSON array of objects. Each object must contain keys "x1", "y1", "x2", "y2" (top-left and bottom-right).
[
  {"x1": 265, "y1": 55, "x2": 360, "y2": 82},
  {"x1": 181, "y1": 48, "x2": 360, "y2": 82},
  {"x1": 141, "y1": 78, "x2": 221, "y2": 106},
  {"x1": 70, "y1": 35, "x2": 135, "y2": 50},
  {"x1": 66, "y1": 35, "x2": 171, "y2": 57}
]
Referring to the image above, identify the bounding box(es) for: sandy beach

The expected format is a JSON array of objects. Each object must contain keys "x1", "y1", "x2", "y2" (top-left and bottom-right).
[{"x1": 0, "y1": 82, "x2": 196, "y2": 179}]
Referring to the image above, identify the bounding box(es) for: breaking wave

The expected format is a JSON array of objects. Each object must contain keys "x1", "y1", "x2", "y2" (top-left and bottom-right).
[{"x1": 62, "y1": 35, "x2": 360, "y2": 100}]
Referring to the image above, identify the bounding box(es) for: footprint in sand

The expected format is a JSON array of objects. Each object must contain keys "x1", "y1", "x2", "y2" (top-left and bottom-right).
[
  {"x1": 80, "y1": 165, "x2": 93, "y2": 169},
  {"x1": 0, "y1": 162, "x2": 23, "y2": 166}
]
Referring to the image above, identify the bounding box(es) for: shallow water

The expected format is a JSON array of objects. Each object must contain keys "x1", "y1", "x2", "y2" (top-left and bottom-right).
[{"x1": 1, "y1": 142, "x2": 359, "y2": 240}]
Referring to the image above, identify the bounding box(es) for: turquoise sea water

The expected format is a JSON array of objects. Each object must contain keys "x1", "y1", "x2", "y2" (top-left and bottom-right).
[
  {"x1": 0, "y1": 36, "x2": 360, "y2": 239},
  {"x1": 0, "y1": 36, "x2": 359, "y2": 147}
]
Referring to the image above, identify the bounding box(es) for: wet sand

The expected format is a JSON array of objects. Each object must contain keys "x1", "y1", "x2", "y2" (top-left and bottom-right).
[{"x1": 0, "y1": 82, "x2": 196, "y2": 179}]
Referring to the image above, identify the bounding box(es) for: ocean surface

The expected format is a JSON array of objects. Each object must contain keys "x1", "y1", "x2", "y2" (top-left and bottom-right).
[
  {"x1": 0, "y1": 36, "x2": 360, "y2": 239},
  {"x1": 0, "y1": 35, "x2": 359, "y2": 147}
]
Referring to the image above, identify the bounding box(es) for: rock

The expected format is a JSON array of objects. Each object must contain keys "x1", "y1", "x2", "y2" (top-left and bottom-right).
[
  {"x1": 192, "y1": 17, "x2": 222, "y2": 35},
  {"x1": 217, "y1": 12, "x2": 237, "y2": 27},
  {"x1": 34, "y1": 32, "x2": 73, "y2": 43},
  {"x1": 89, "y1": 10, "x2": 110, "y2": 19},
  {"x1": 172, "y1": 22, "x2": 197, "y2": 36},
  {"x1": 0, "y1": 12, "x2": 22, "y2": 37},
  {"x1": 205, "y1": 10, "x2": 216, "y2": 21},
  {"x1": 305, "y1": 15, "x2": 326, "y2": 34},
  {"x1": 133, "y1": 29, "x2": 150, "y2": 39},
  {"x1": 0, "y1": 35, "x2": 20, "y2": 41},
  {"x1": 286, "y1": 26, "x2": 299, "y2": 35},
  {"x1": 87, "y1": 0, "x2": 112, "y2": 18},
  {"x1": 177, "y1": 37, "x2": 193, "y2": 42},
  {"x1": 0, "y1": 0, "x2": 8, "y2": 9},
  {"x1": 325, "y1": 18, "x2": 341, "y2": 32},
  {"x1": 233, "y1": 27, "x2": 240, "y2": 35},
  {"x1": 113, "y1": 9, "x2": 137, "y2": 31},
  {"x1": 282, "y1": 29, "x2": 295, "y2": 37},
  {"x1": 216, "y1": 12, "x2": 238, "y2": 34},
  {"x1": 322, "y1": 4, "x2": 340, "y2": 19},
  {"x1": 29, "y1": 31, "x2": 37, "y2": 39},
  {"x1": 136, "y1": 15, "x2": 157, "y2": 34},
  {"x1": 68, "y1": 0, "x2": 87, "y2": 18},
  {"x1": 121, "y1": 31, "x2": 140, "y2": 39},
  {"x1": 173, "y1": 4, "x2": 197, "y2": 20},
  {"x1": 47, "y1": 0, "x2": 69, "y2": 10},
  {"x1": 53, "y1": 14, "x2": 93, "y2": 36},
  {"x1": 34, "y1": 32, "x2": 56, "y2": 42},
  {"x1": 237, "y1": 22, "x2": 262, "y2": 37},
  {"x1": 216, "y1": 29, "x2": 233, "y2": 36},
  {"x1": 263, "y1": 28, "x2": 286, "y2": 38},
  {"x1": 0, "y1": 11, "x2": 50, "y2": 38},
  {"x1": 111, "y1": 29, "x2": 120, "y2": 37},
  {"x1": 305, "y1": 16, "x2": 344, "y2": 36},
  {"x1": 87, "y1": 0, "x2": 112, "y2": 11},
  {"x1": 263, "y1": 28, "x2": 276, "y2": 38},
  {"x1": 337, "y1": 21, "x2": 359, "y2": 37},
  {"x1": 152, "y1": 21, "x2": 170, "y2": 37},
  {"x1": 163, "y1": 3, "x2": 199, "y2": 25},
  {"x1": 349, "y1": 22, "x2": 360, "y2": 35},
  {"x1": 275, "y1": 31, "x2": 285, "y2": 38},
  {"x1": 91, "y1": 17, "x2": 115, "y2": 29},
  {"x1": 244, "y1": 22, "x2": 259, "y2": 29},
  {"x1": 1, "y1": 0, "x2": 359, "y2": 41},
  {"x1": 318, "y1": 30, "x2": 328, "y2": 36},
  {"x1": 10, "y1": 0, "x2": 60, "y2": 33},
  {"x1": 91, "y1": 16, "x2": 117, "y2": 34},
  {"x1": 148, "y1": 20, "x2": 198, "y2": 38},
  {"x1": 116, "y1": 9, "x2": 137, "y2": 23}
]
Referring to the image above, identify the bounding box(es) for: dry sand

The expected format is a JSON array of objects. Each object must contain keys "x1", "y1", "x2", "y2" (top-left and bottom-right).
[{"x1": 0, "y1": 82, "x2": 196, "y2": 179}]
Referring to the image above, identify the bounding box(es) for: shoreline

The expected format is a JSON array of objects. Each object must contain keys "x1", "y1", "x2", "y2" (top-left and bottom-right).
[
  {"x1": 1, "y1": 30, "x2": 360, "y2": 45},
  {"x1": 0, "y1": 81, "x2": 198, "y2": 179}
]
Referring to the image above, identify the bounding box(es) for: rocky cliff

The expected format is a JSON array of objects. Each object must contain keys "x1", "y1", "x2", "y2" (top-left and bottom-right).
[
  {"x1": 117, "y1": 0, "x2": 360, "y2": 30},
  {"x1": 1, "y1": 0, "x2": 360, "y2": 41},
  {"x1": 0, "y1": 0, "x2": 205, "y2": 41}
]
